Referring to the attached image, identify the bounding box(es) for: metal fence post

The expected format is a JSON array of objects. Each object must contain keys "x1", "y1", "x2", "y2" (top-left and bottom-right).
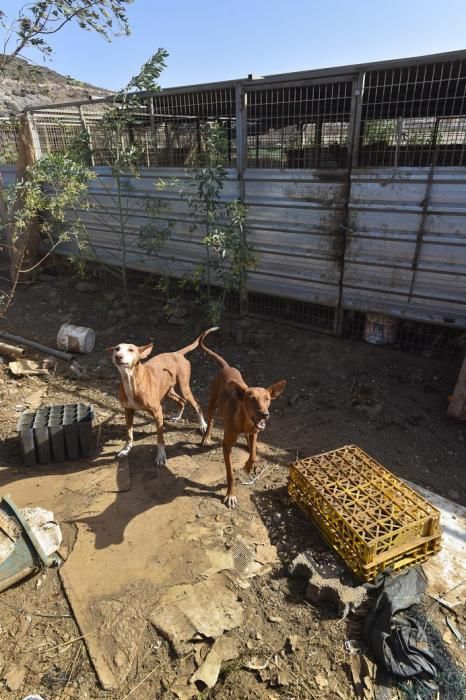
[
  {"x1": 79, "y1": 105, "x2": 95, "y2": 167},
  {"x1": 335, "y1": 71, "x2": 365, "y2": 335},
  {"x1": 235, "y1": 81, "x2": 248, "y2": 316}
]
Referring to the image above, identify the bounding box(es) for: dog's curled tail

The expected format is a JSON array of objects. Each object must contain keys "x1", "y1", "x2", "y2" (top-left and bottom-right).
[
  {"x1": 199, "y1": 326, "x2": 229, "y2": 368},
  {"x1": 178, "y1": 326, "x2": 220, "y2": 357}
]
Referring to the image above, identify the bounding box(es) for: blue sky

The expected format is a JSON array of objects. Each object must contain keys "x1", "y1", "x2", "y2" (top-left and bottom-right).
[{"x1": 5, "y1": 0, "x2": 466, "y2": 91}]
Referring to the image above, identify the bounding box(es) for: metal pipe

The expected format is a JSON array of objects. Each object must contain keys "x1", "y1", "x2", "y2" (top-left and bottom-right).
[{"x1": 0, "y1": 331, "x2": 74, "y2": 362}]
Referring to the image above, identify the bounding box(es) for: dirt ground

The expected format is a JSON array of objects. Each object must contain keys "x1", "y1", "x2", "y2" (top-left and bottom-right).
[{"x1": 0, "y1": 269, "x2": 465, "y2": 700}]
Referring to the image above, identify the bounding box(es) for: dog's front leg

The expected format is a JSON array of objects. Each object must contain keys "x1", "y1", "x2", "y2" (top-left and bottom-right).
[
  {"x1": 118, "y1": 408, "x2": 134, "y2": 457},
  {"x1": 222, "y1": 435, "x2": 237, "y2": 508},
  {"x1": 152, "y1": 405, "x2": 166, "y2": 466},
  {"x1": 244, "y1": 432, "x2": 257, "y2": 474}
]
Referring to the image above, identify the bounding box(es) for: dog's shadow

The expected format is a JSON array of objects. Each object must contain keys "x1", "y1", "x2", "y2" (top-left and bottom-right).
[{"x1": 73, "y1": 443, "x2": 224, "y2": 550}]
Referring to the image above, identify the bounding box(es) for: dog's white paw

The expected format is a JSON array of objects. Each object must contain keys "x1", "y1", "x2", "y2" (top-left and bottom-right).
[
  {"x1": 224, "y1": 493, "x2": 237, "y2": 509},
  {"x1": 118, "y1": 442, "x2": 132, "y2": 458},
  {"x1": 199, "y1": 416, "x2": 208, "y2": 435},
  {"x1": 169, "y1": 415, "x2": 183, "y2": 423},
  {"x1": 154, "y1": 444, "x2": 167, "y2": 466}
]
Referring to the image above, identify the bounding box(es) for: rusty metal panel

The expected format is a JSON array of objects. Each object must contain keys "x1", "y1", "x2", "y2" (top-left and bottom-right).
[
  {"x1": 343, "y1": 167, "x2": 466, "y2": 327},
  {"x1": 243, "y1": 168, "x2": 346, "y2": 306}
]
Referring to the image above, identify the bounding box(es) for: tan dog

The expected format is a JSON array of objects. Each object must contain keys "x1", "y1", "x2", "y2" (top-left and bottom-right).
[
  {"x1": 108, "y1": 328, "x2": 217, "y2": 465},
  {"x1": 200, "y1": 329, "x2": 286, "y2": 507}
]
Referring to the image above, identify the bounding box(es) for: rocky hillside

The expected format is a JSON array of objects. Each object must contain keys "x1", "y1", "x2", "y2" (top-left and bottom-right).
[{"x1": 0, "y1": 56, "x2": 112, "y2": 116}]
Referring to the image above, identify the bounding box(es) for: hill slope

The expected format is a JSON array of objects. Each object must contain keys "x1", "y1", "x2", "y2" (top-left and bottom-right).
[{"x1": 0, "y1": 56, "x2": 112, "y2": 116}]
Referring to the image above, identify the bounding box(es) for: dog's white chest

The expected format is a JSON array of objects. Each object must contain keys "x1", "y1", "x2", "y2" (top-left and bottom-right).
[{"x1": 120, "y1": 368, "x2": 141, "y2": 409}]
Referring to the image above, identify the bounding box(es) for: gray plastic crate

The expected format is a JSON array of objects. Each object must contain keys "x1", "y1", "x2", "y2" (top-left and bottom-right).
[{"x1": 18, "y1": 403, "x2": 93, "y2": 466}]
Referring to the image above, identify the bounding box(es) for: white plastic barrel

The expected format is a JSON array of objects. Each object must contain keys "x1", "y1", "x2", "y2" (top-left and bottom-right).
[
  {"x1": 363, "y1": 314, "x2": 399, "y2": 345},
  {"x1": 57, "y1": 323, "x2": 95, "y2": 354}
]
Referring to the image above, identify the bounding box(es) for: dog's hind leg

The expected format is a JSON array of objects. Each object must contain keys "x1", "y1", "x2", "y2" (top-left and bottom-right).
[
  {"x1": 168, "y1": 387, "x2": 186, "y2": 422},
  {"x1": 118, "y1": 408, "x2": 134, "y2": 457},
  {"x1": 201, "y1": 389, "x2": 218, "y2": 446},
  {"x1": 177, "y1": 373, "x2": 207, "y2": 435}
]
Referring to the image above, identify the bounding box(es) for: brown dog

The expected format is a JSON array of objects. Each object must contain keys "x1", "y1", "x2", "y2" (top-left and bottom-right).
[
  {"x1": 107, "y1": 328, "x2": 217, "y2": 465},
  {"x1": 200, "y1": 329, "x2": 286, "y2": 507}
]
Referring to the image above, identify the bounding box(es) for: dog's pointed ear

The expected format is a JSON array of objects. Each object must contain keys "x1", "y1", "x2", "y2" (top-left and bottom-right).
[
  {"x1": 138, "y1": 343, "x2": 153, "y2": 359},
  {"x1": 268, "y1": 379, "x2": 286, "y2": 400},
  {"x1": 229, "y1": 380, "x2": 245, "y2": 399},
  {"x1": 105, "y1": 346, "x2": 115, "y2": 354}
]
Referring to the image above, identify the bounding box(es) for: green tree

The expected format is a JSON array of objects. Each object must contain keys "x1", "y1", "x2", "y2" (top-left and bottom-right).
[{"x1": 0, "y1": 1, "x2": 132, "y2": 70}]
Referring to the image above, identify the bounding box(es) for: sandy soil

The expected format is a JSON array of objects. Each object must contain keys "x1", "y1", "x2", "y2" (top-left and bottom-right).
[{"x1": 0, "y1": 271, "x2": 464, "y2": 700}]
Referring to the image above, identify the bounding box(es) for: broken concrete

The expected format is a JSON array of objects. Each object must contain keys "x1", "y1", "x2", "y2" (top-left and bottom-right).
[
  {"x1": 289, "y1": 550, "x2": 367, "y2": 618},
  {"x1": 189, "y1": 635, "x2": 240, "y2": 689},
  {"x1": 150, "y1": 573, "x2": 243, "y2": 656}
]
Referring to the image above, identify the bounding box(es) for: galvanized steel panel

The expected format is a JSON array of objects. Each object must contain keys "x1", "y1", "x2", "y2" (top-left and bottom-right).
[
  {"x1": 244, "y1": 168, "x2": 347, "y2": 307},
  {"x1": 343, "y1": 167, "x2": 466, "y2": 327},
  {"x1": 0, "y1": 165, "x2": 17, "y2": 188},
  {"x1": 59, "y1": 166, "x2": 240, "y2": 280}
]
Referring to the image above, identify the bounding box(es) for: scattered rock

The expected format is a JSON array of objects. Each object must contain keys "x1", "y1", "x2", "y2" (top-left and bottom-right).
[
  {"x1": 266, "y1": 614, "x2": 283, "y2": 624},
  {"x1": 168, "y1": 316, "x2": 186, "y2": 326},
  {"x1": 447, "y1": 489, "x2": 460, "y2": 501},
  {"x1": 128, "y1": 314, "x2": 140, "y2": 325},
  {"x1": 189, "y1": 636, "x2": 239, "y2": 689},
  {"x1": 287, "y1": 634, "x2": 301, "y2": 652},
  {"x1": 315, "y1": 673, "x2": 329, "y2": 689},
  {"x1": 4, "y1": 664, "x2": 26, "y2": 691},
  {"x1": 75, "y1": 281, "x2": 98, "y2": 293},
  {"x1": 171, "y1": 306, "x2": 187, "y2": 319}
]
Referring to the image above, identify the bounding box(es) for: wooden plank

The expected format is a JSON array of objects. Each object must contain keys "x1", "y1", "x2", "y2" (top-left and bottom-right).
[
  {"x1": 448, "y1": 355, "x2": 466, "y2": 421},
  {"x1": 0, "y1": 341, "x2": 24, "y2": 358}
]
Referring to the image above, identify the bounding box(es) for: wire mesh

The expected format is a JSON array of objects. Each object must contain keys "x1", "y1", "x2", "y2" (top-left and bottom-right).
[
  {"x1": 29, "y1": 88, "x2": 236, "y2": 168},
  {"x1": 343, "y1": 310, "x2": 466, "y2": 359},
  {"x1": 246, "y1": 81, "x2": 352, "y2": 168},
  {"x1": 248, "y1": 291, "x2": 335, "y2": 331},
  {"x1": 359, "y1": 59, "x2": 466, "y2": 167},
  {"x1": 0, "y1": 117, "x2": 20, "y2": 164}
]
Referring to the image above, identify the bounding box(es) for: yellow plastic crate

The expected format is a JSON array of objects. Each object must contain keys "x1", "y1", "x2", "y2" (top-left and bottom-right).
[{"x1": 288, "y1": 445, "x2": 441, "y2": 582}]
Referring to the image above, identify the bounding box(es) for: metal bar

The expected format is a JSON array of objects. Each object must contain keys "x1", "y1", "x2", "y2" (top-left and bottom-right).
[
  {"x1": 235, "y1": 82, "x2": 248, "y2": 315},
  {"x1": 79, "y1": 105, "x2": 95, "y2": 167},
  {"x1": 335, "y1": 72, "x2": 365, "y2": 334},
  {"x1": 408, "y1": 152, "x2": 437, "y2": 300}
]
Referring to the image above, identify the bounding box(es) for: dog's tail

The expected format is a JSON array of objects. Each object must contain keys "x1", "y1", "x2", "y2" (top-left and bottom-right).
[
  {"x1": 178, "y1": 326, "x2": 219, "y2": 357},
  {"x1": 199, "y1": 326, "x2": 229, "y2": 368}
]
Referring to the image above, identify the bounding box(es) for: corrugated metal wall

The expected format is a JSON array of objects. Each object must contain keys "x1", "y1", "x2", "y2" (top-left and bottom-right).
[
  {"x1": 343, "y1": 167, "x2": 466, "y2": 327},
  {"x1": 64, "y1": 166, "x2": 240, "y2": 279},
  {"x1": 13, "y1": 51, "x2": 466, "y2": 331},
  {"x1": 0, "y1": 165, "x2": 17, "y2": 187},
  {"x1": 243, "y1": 169, "x2": 347, "y2": 306}
]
